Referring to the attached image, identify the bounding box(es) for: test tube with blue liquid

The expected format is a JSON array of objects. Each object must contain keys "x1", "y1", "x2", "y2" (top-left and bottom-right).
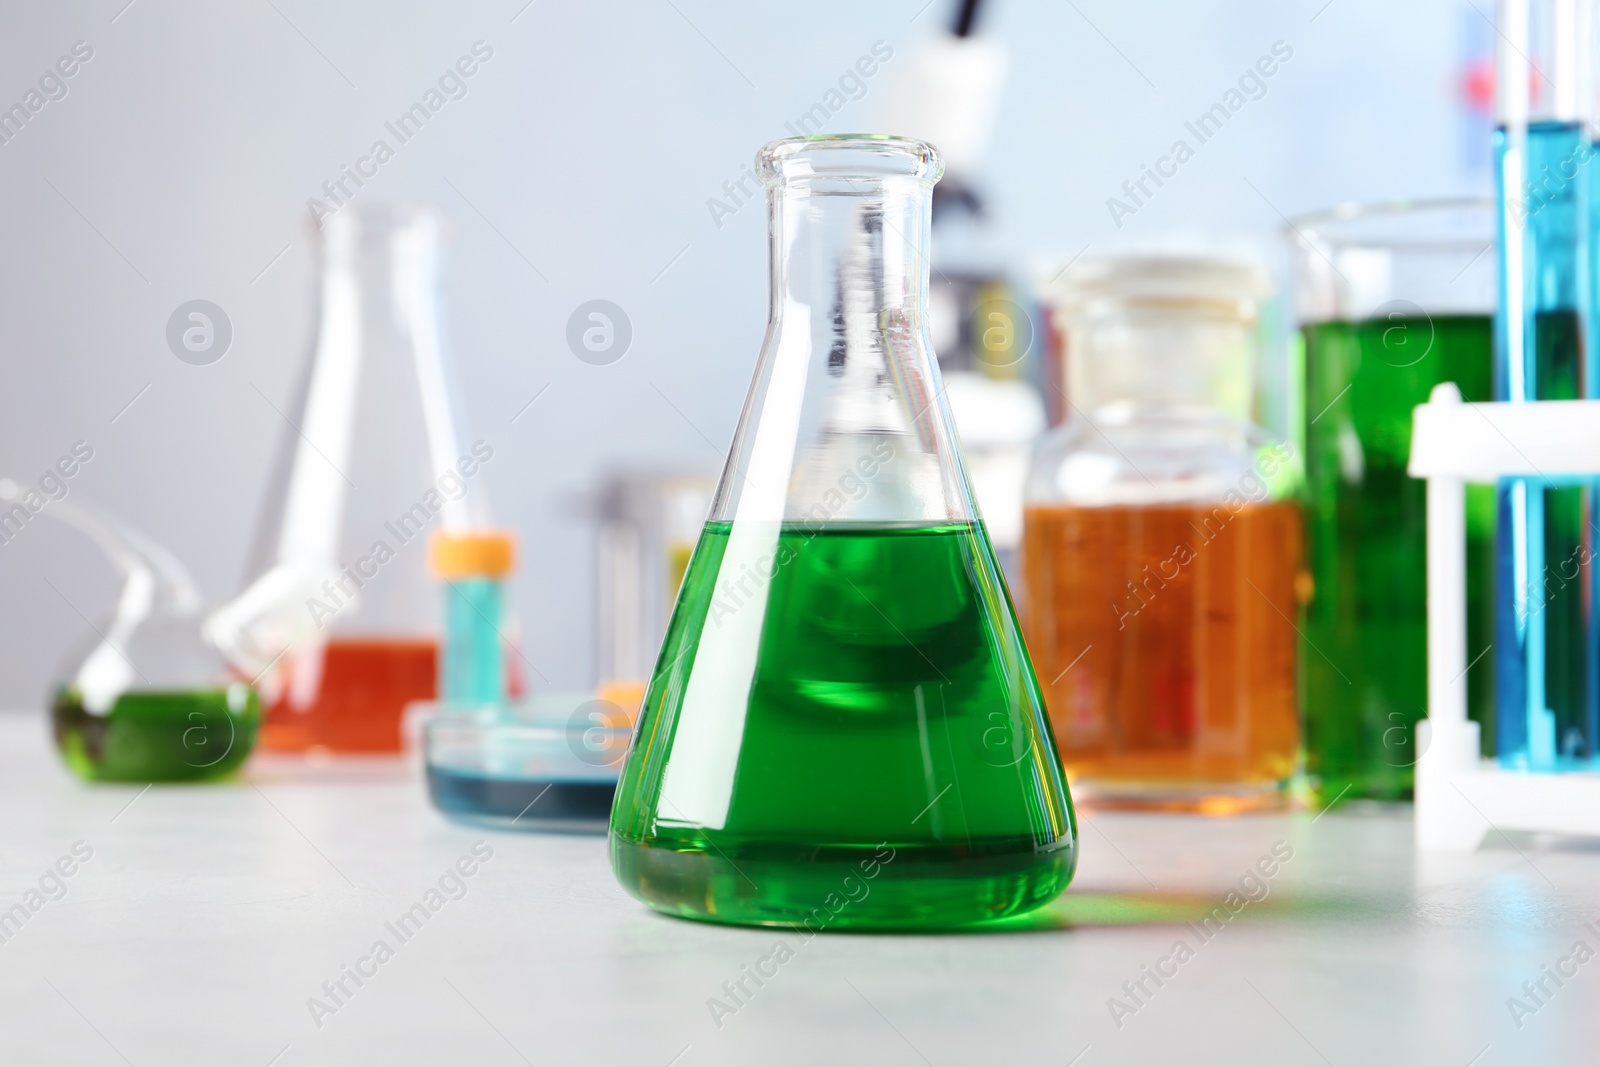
[{"x1": 1493, "y1": 0, "x2": 1597, "y2": 769}]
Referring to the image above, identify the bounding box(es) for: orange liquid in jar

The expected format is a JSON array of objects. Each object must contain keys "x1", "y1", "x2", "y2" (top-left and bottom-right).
[
  {"x1": 260, "y1": 638, "x2": 437, "y2": 754},
  {"x1": 1021, "y1": 501, "x2": 1302, "y2": 811}
]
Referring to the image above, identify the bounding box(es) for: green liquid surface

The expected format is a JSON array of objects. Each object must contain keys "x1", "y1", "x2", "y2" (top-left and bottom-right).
[
  {"x1": 611, "y1": 521, "x2": 1076, "y2": 930},
  {"x1": 1301, "y1": 314, "x2": 1495, "y2": 800},
  {"x1": 52, "y1": 687, "x2": 261, "y2": 782}
]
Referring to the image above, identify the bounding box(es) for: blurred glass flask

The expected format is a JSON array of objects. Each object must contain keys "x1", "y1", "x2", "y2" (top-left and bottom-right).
[
  {"x1": 207, "y1": 204, "x2": 495, "y2": 754},
  {"x1": 589, "y1": 470, "x2": 717, "y2": 705},
  {"x1": 609, "y1": 135, "x2": 1076, "y2": 930},
  {"x1": 0, "y1": 483, "x2": 261, "y2": 782}
]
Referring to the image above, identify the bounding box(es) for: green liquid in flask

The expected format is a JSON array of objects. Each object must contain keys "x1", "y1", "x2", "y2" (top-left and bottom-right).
[
  {"x1": 610, "y1": 521, "x2": 1076, "y2": 930},
  {"x1": 52, "y1": 686, "x2": 261, "y2": 782}
]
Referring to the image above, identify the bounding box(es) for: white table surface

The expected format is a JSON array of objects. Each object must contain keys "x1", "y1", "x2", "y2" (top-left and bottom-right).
[{"x1": 2, "y1": 709, "x2": 1596, "y2": 1066}]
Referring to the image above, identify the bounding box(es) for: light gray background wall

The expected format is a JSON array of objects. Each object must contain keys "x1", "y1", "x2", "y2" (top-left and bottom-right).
[{"x1": 0, "y1": 0, "x2": 1485, "y2": 706}]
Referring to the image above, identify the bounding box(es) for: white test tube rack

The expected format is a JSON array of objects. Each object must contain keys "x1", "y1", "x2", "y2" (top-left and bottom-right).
[{"x1": 1410, "y1": 382, "x2": 1600, "y2": 850}]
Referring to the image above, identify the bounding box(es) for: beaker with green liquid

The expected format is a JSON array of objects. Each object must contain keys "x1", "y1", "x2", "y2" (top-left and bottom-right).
[
  {"x1": 1289, "y1": 200, "x2": 1497, "y2": 800},
  {"x1": 609, "y1": 135, "x2": 1076, "y2": 930}
]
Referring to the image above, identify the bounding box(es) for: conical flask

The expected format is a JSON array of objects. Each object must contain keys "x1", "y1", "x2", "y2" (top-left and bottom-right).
[
  {"x1": 206, "y1": 203, "x2": 496, "y2": 754},
  {"x1": 610, "y1": 136, "x2": 1075, "y2": 929}
]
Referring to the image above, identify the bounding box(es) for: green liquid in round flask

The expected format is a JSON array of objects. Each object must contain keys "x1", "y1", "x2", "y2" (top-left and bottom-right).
[
  {"x1": 609, "y1": 136, "x2": 1076, "y2": 930},
  {"x1": 10, "y1": 486, "x2": 263, "y2": 783}
]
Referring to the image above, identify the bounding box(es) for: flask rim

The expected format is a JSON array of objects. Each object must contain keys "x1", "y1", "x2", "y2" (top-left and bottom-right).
[{"x1": 757, "y1": 134, "x2": 944, "y2": 187}]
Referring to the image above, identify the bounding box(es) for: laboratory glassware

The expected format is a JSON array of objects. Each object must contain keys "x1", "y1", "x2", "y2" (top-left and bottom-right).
[
  {"x1": 1, "y1": 482, "x2": 262, "y2": 782},
  {"x1": 590, "y1": 470, "x2": 716, "y2": 706},
  {"x1": 1290, "y1": 200, "x2": 1497, "y2": 801},
  {"x1": 930, "y1": 274, "x2": 1047, "y2": 583},
  {"x1": 1493, "y1": 0, "x2": 1595, "y2": 769},
  {"x1": 610, "y1": 135, "x2": 1076, "y2": 929},
  {"x1": 206, "y1": 204, "x2": 492, "y2": 754},
  {"x1": 425, "y1": 693, "x2": 630, "y2": 832},
  {"x1": 1025, "y1": 256, "x2": 1302, "y2": 812},
  {"x1": 422, "y1": 529, "x2": 628, "y2": 832},
  {"x1": 431, "y1": 530, "x2": 515, "y2": 706}
]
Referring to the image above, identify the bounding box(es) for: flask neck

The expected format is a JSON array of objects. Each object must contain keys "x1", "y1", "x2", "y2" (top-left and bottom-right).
[
  {"x1": 767, "y1": 176, "x2": 933, "y2": 351},
  {"x1": 320, "y1": 207, "x2": 442, "y2": 318},
  {"x1": 709, "y1": 136, "x2": 970, "y2": 527},
  {"x1": 313, "y1": 204, "x2": 472, "y2": 517}
]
